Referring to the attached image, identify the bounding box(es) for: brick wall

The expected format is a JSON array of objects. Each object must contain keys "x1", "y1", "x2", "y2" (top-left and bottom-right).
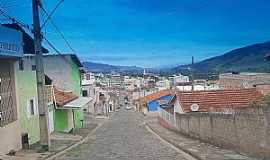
[{"x1": 159, "y1": 106, "x2": 270, "y2": 158}]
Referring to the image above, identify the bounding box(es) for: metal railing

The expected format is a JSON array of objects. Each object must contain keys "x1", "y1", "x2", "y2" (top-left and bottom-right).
[{"x1": 158, "y1": 107, "x2": 175, "y2": 127}]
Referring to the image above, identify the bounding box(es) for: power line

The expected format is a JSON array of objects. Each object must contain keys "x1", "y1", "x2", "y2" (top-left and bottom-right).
[
  {"x1": 0, "y1": 7, "x2": 30, "y2": 29},
  {"x1": 40, "y1": 0, "x2": 64, "y2": 28},
  {"x1": 43, "y1": 36, "x2": 81, "y2": 68},
  {"x1": 39, "y1": 2, "x2": 76, "y2": 53},
  {"x1": 0, "y1": 2, "x2": 77, "y2": 68},
  {"x1": 43, "y1": 36, "x2": 62, "y2": 55}
]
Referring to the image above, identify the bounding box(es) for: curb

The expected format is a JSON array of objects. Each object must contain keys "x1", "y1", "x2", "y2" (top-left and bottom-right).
[
  {"x1": 145, "y1": 122, "x2": 202, "y2": 160},
  {"x1": 45, "y1": 123, "x2": 103, "y2": 160}
]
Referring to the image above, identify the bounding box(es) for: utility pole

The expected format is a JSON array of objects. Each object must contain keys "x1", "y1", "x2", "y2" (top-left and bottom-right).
[
  {"x1": 32, "y1": 0, "x2": 50, "y2": 150},
  {"x1": 191, "y1": 56, "x2": 194, "y2": 91}
]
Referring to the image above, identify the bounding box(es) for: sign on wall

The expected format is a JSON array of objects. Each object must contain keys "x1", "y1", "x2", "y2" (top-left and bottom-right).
[{"x1": 0, "y1": 25, "x2": 23, "y2": 57}]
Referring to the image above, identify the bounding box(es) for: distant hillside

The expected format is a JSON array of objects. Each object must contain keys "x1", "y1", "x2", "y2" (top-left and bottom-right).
[
  {"x1": 82, "y1": 61, "x2": 144, "y2": 73},
  {"x1": 173, "y1": 41, "x2": 270, "y2": 78}
]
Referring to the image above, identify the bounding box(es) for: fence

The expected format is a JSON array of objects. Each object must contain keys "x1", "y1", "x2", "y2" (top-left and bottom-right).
[
  {"x1": 158, "y1": 107, "x2": 175, "y2": 127},
  {"x1": 158, "y1": 106, "x2": 270, "y2": 158}
]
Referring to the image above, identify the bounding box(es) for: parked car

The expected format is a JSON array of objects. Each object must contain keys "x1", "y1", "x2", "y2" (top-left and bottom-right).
[{"x1": 125, "y1": 106, "x2": 132, "y2": 110}]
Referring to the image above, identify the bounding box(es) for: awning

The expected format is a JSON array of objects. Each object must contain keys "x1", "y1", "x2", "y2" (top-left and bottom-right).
[{"x1": 62, "y1": 97, "x2": 93, "y2": 109}]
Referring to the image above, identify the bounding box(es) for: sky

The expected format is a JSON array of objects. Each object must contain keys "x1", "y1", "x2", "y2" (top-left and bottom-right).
[{"x1": 1, "y1": 0, "x2": 270, "y2": 68}]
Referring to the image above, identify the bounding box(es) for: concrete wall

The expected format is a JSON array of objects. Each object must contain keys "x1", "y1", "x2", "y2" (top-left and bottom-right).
[
  {"x1": 0, "y1": 121, "x2": 22, "y2": 154},
  {"x1": 43, "y1": 55, "x2": 81, "y2": 96},
  {"x1": 159, "y1": 106, "x2": 270, "y2": 158}
]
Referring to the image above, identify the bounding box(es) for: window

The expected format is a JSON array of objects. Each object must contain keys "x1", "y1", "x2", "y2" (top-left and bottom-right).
[
  {"x1": 86, "y1": 74, "x2": 91, "y2": 80},
  {"x1": 19, "y1": 59, "x2": 24, "y2": 70},
  {"x1": 27, "y1": 99, "x2": 35, "y2": 118},
  {"x1": 82, "y1": 90, "x2": 88, "y2": 97},
  {"x1": 0, "y1": 72, "x2": 17, "y2": 127},
  {"x1": 32, "y1": 65, "x2": 36, "y2": 71}
]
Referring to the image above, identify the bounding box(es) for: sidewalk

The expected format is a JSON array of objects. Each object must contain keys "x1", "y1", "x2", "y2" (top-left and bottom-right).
[
  {"x1": 0, "y1": 113, "x2": 101, "y2": 160},
  {"x1": 146, "y1": 117, "x2": 262, "y2": 160}
]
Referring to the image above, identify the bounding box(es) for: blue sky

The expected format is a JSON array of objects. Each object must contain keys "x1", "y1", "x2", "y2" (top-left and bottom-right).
[{"x1": 2, "y1": 0, "x2": 270, "y2": 67}]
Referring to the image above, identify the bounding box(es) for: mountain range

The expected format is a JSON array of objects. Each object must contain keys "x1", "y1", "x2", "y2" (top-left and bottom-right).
[
  {"x1": 83, "y1": 41, "x2": 270, "y2": 76},
  {"x1": 173, "y1": 41, "x2": 270, "y2": 77},
  {"x1": 82, "y1": 61, "x2": 144, "y2": 73}
]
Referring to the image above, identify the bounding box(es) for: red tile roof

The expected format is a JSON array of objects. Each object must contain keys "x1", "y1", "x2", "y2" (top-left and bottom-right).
[
  {"x1": 174, "y1": 88, "x2": 263, "y2": 113},
  {"x1": 142, "y1": 90, "x2": 172, "y2": 103},
  {"x1": 54, "y1": 87, "x2": 78, "y2": 106}
]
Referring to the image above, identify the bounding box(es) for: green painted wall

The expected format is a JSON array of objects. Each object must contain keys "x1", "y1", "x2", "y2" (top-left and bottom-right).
[
  {"x1": 15, "y1": 70, "x2": 40, "y2": 145},
  {"x1": 69, "y1": 59, "x2": 81, "y2": 96},
  {"x1": 54, "y1": 110, "x2": 68, "y2": 132},
  {"x1": 54, "y1": 58, "x2": 84, "y2": 133},
  {"x1": 73, "y1": 109, "x2": 84, "y2": 128},
  {"x1": 69, "y1": 59, "x2": 85, "y2": 127}
]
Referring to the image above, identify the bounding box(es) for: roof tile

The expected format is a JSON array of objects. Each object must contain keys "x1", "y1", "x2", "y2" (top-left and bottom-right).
[
  {"x1": 54, "y1": 87, "x2": 78, "y2": 106},
  {"x1": 175, "y1": 88, "x2": 263, "y2": 113},
  {"x1": 142, "y1": 89, "x2": 172, "y2": 103}
]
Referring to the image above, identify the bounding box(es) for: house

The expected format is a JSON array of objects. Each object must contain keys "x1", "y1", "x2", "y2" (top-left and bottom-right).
[
  {"x1": 53, "y1": 88, "x2": 90, "y2": 132},
  {"x1": 14, "y1": 55, "x2": 56, "y2": 148},
  {"x1": 4, "y1": 23, "x2": 60, "y2": 148},
  {"x1": 141, "y1": 90, "x2": 173, "y2": 113},
  {"x1": 81, "y1": 72, "x2": 95, "y2": 113},
  {"x1": 3, "y1": 23, "x2": 55, "y2": 148},
  {"x1": 0, "y1": 24, "x2": 23, "y2": 154},
  {"x1": 40, "y1": 54, "x2": 91, "y2": 133},
  {"x1": 170, "y1": 74, "x2": 190, "y2": 86},
  {"x1": 15, "y1": 54, "x2": 91, "y2": 132},
  {"x1": 170, "y1": 88, "x2": 263, "y2": 114}
]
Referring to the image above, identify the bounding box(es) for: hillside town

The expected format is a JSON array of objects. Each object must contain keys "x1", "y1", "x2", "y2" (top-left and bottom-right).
[
  {"x1": 1, "y1": 1, "x2": 270, "y2": 160},
  {"x1": 1, "y1": 21, "x2": 270, "y2": 160}
]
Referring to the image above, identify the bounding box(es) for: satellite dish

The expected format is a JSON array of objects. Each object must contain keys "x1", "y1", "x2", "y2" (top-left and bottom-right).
[{"x1": 190, "y1": 104, "x2": 199, "y2": 112}]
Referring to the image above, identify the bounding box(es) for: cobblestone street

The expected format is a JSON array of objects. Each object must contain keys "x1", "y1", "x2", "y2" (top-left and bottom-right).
[{"x1": 54, "y1": 109, "x2": 191, "y2": 160}]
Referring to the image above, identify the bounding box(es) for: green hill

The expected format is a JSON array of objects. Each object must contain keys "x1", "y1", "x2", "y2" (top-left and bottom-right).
[{"x1": 174, "y1": 41, "x2": 270, "y2": 78}]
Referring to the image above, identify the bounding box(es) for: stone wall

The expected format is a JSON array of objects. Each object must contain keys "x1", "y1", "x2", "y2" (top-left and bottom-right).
[{"x1": 158, "y1": 106, "x2": 270, "y2": 158}]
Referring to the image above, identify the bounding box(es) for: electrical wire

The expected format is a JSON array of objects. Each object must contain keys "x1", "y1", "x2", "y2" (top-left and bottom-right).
[
  {"x1": 0, "y1": 1, "x2": 80, "y2": 68},
  {"x1": 39, "y1": 2, "x2": 76, "y2": 53},
  {"x1": 40, "y1": 0, "x2": 64, "y2": 29}
]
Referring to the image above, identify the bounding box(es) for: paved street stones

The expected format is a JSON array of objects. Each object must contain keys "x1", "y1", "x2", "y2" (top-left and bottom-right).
[{"x1": 55, "y1": 109, "x2": 190, "y2": 160}]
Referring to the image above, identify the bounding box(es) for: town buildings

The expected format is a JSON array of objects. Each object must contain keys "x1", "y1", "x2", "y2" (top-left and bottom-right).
[
  {"x1": 170, "y1": 74, "x2": 190, "y2": 86},
  {"x1": 219, "y1": 72, "x2": 270, "y2": 89}
]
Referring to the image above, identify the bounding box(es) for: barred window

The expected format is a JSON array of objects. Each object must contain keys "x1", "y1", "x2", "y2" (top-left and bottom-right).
[{"x1": 0, "y1": 63, "x2": 17, "y2": 127}]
